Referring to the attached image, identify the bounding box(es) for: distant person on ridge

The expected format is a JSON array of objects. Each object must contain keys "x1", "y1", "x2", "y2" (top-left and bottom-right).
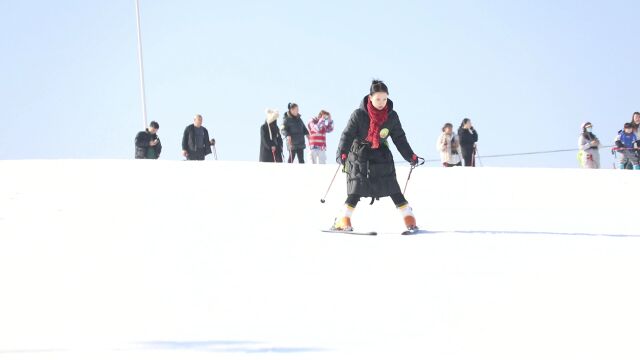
[
  {"x1": 577, "y1": 122, "x2": 600, "y2": 169},
  {"x1": 182, "y1": 114, "x2": 215, "y2": 161},
  {"x1": 308, "y1": 110, "x2": 334, "y2": 164},
  {"x1": 281, "y1": 103, "x2": 309, "y2": 163},
  {"x1": 631, "y1": 112, "x2": 640, "y2": 135},
  {"x1": 331, "y1": 80, "x2": 422, "y2": 233},
  {"x1": 614, "y1": 122, "x2": 640, "y2": 170},
  {"x1": 259, "y1": 109, "x2": 284, "y2": 162},
  {"x1": 457, "y1": 118, "x2": 478, "y2": 167},
  {"x1": 437, "y1": 123, "x2": 462, "y2": 167},
  {"x1": 134, "y1": 121, "x2": 162, "y2": 159}
]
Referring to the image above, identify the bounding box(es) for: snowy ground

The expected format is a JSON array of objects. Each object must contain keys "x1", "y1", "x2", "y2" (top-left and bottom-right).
[{"x1": 0, "y1": 160, "x2": 639, "y2": 359}]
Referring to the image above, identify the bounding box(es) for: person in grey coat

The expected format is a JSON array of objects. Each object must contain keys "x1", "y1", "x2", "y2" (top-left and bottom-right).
[{"x1": 281, "y1": 103, "x2": 309, "y2": 163}]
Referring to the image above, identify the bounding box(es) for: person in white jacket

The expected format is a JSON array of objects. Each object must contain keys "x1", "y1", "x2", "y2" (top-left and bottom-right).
[
  {"x1": 436, "y1": 123, "x2": 462, "y2": 167},
  {"x1": 577, "y1": 122, "x2": 600, "y2": 169}
]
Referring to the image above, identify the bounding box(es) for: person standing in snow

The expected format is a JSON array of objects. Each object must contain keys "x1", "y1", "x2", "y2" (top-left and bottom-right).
[
  {"x1": 437, "y1": 123, "x2": 462, "y2": 167},
  {"x1": 457, "y1": 118, "x2": 478, "y2": 167},
  {"x1": 281, "y1": 103, "x2": 309, "y2": 163},
  {"x1": 631, "y1": 112, "x2": 640, "y2": 135},
  {"x1": 182, "y1": 114, "x2": 216, "y2": 161},
  {"x1": 260, "y1": 109, "x2": 284, "y2": 162},
  {"x1": 134, "y1": 121, "x2": 162, "y2": 159},
  {"x1": 308, "y1": 110, "x2": 334, "y2": 164},
  {"x1": 332, "y1": 80, "x2": 421, "y2": 232},
  {"x1": 577, "y1": 122, "x2": 600, "y2": 169},
  {"x1": 614, "y1": 123, "x2": 640, "y2": 170}
]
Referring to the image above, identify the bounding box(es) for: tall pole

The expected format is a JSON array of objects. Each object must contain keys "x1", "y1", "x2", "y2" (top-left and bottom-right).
[{"x1": 134, "y1": 0, "x2": 148, "y2": 129}]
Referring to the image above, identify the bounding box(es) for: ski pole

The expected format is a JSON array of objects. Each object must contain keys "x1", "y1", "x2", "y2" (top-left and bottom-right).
[
  {"x1": 320, "y1": 163, "x2": 343, "y2": 204},
  {"x1": 475, "y1": 145, "x2": 484, "y2": 167},
  {"x1": 403, "y1": 157, "x2": 425, "y2": 195},
  {"x1": 272, "y1": 148, "x2": 277, "y2": 162},
  {"x1": 212, "y1": 145, "x2": 218, "y2": 160}
]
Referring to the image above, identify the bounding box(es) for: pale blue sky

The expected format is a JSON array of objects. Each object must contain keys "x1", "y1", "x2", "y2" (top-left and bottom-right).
[{"x1": 1, "y1": 0, "x2": 637, "y2": 167}]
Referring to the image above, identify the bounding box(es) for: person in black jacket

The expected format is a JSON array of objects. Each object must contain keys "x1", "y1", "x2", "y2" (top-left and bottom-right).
[
  {"x1": 281, "y1": 103, "x2": 309, "y2": 163},
  {"x1": 260, "y1": 109, "x2": 284, "y2": 162},
  {"x1": 134, "y1": 121, "x2": 162, "y2": 159},
  {"x1": 182, "y1": 114, "x2": 215, "y2": 161},
  {"x1": 457, "y1": 118, "x2": 478, "y2": 167},
  {"x1": 332, "y1": 80, "x2": 421, "y2": 232}
]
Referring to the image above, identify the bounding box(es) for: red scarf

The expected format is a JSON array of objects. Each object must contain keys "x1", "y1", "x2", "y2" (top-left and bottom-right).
[{"x1": 366, "y1": 98, "x2": 389, "y2": 149}]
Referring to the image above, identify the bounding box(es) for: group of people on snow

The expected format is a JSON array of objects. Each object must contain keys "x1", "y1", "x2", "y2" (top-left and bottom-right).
[
  {"x1": 259, "y1": 104, "x2": 335, "y2": 164},
  {"x1": 577, "y1": 112, "x2": 640, "y2": 170},
  {"x1": 436, "y1": 119, "x2": 479, "y2": 167},
  {"x1": 134, "y1": 114, "x2": 216, "y2": 161}
]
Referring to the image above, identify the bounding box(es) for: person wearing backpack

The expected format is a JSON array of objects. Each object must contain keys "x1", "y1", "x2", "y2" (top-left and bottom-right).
[
  {"x1": 577, "y1": 122, "x2": 600, "y2": 169},
  {"x1": 614, "y1": 123, "x2": 640, "y2": 170}
]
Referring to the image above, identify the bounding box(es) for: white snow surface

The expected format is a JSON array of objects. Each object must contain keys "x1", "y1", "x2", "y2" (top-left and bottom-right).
[{"x1": 0, "y1": 160, "x2": 639, "y2": 359}]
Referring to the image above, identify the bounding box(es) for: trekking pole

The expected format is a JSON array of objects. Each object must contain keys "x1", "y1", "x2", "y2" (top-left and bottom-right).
[
  {"x1": 212, "y1": 145, "x2": 218, "y2": 160},
  {"x1": 272, "y1": 148, "x2": 277, "y2": 162},
  {"x1": 475, "y1": 145, "x2": 484, "y2": 167},
  {"x1": 403, "y1": 157, "x2": 425, "y2": 195},
  {"x1": 320, "y1": 163, "x2": 343, "y2": 204}
]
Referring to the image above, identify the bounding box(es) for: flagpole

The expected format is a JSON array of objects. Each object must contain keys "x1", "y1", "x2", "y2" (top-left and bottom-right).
[{"x1": 134, "y1": 0, "x2": 148, "y2": 129}]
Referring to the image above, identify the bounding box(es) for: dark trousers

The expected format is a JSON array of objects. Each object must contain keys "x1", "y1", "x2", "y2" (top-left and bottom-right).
[
  {"x1": 443, "y1": 162, "x2": 462, "y2": 167},
  {"x1": 187, "y1": 150, "x2": 206, "y2": 161},
  {"x1": 346, "y1": 193, "x2": 408, "y2": 208},
  {"x1": 288, "y1": 149, "x2": 305, "y2": 164},
  {"x1": 461, "y1": 147, "x2": 475, "y2": 167}
]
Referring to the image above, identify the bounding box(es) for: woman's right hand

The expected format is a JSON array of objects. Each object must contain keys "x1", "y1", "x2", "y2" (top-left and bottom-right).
[{"x1": 182, "y1": 150, "x2": 188, "y2": 158}]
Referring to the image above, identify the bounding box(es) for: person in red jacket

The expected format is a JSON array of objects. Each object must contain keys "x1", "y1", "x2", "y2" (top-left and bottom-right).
[{"x1": 307, "y1": 110, "x2": 334, "y2": 164}]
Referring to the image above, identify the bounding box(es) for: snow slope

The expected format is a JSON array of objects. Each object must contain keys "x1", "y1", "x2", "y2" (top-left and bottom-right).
[{"x1": 0, "y1": 160, "x2": 639, "y2": 359}]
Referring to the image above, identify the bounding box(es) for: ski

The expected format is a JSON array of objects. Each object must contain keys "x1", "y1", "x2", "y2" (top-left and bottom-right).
[
  {"x1": 322, "y1": 229, "x2": 378, "y2": 236},
  {"x1": 401, "y1": 228, "x2": 428, "y2": 235}
]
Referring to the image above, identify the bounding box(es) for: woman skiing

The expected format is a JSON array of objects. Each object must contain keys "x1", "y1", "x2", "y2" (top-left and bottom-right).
[
  {"x1": 457, "y1": 118, "x2": 478, "y2": 167},
  {"x1": 332, "y1": 80, "x2": 421, "y2": 232},
  {"x1": 577, "y1": 122, "x2": 600, "y2": 169},
  {"x1": 259, "y1": 109, "x2": 284, "y2": 162},
  {"x1": 437, "y1": 123, "x2": 462, "y2": 167}
]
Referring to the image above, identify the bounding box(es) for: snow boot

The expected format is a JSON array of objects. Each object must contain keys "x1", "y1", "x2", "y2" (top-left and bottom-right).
[
  {"x1": 398, "y1": 204, "x2": 418, "y2": 230},
  {"x1": 331, "y1": 205, "x2": 354, "y2": 231}
]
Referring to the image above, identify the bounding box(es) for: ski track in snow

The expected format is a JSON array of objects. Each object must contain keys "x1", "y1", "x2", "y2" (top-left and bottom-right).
[{"x1": 0, "y1": 160, "x2": 639, "y2": 360}]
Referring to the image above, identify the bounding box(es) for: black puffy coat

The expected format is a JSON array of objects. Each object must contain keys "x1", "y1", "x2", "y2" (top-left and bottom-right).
[
  {"x1": 260, "y1": 121, "x2": 284, "y2": 162},
  {"x1": 458, "y1": 127, "x2": 478, "y2": 164},
  {"x1": 458, "y1": 127, "x2": 478, "y2": 149},
  {"x1": 281, "y1": 112, "x2": 309, "y2": 150},
  {"x1": 337, "y1": 96, "x2": 415, "y2": 198},
  {"x1": 135, "y1": 130, "x2": 162, "y2": 159}
]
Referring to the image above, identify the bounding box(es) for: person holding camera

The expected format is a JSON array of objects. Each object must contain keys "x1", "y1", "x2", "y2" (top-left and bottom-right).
[
  {"x1": 458, "y1": 118, "x2": 478, "y2": 167},
  {"x1": 437, "y1": 123, "x2": 462, "y2": 167},
  {"x1": 182, "y1": 114, "x2": 215, "y2": 161},
  {"x1": 307, "y1": 110, "x2": 334, "y2": 164},
  {"x1": 134, "y1": 121, "x2": 162, "y2": 159}
]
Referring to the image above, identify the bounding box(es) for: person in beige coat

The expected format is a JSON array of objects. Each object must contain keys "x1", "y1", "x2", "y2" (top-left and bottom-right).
[{"x1": 436, "y1": 123, "x2": 462, "y2": 167}]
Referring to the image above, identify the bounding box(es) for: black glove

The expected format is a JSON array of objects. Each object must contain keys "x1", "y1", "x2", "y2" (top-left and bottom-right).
[{"x1": 210, "y1": 138, "x2": 216, "y2": 146}]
